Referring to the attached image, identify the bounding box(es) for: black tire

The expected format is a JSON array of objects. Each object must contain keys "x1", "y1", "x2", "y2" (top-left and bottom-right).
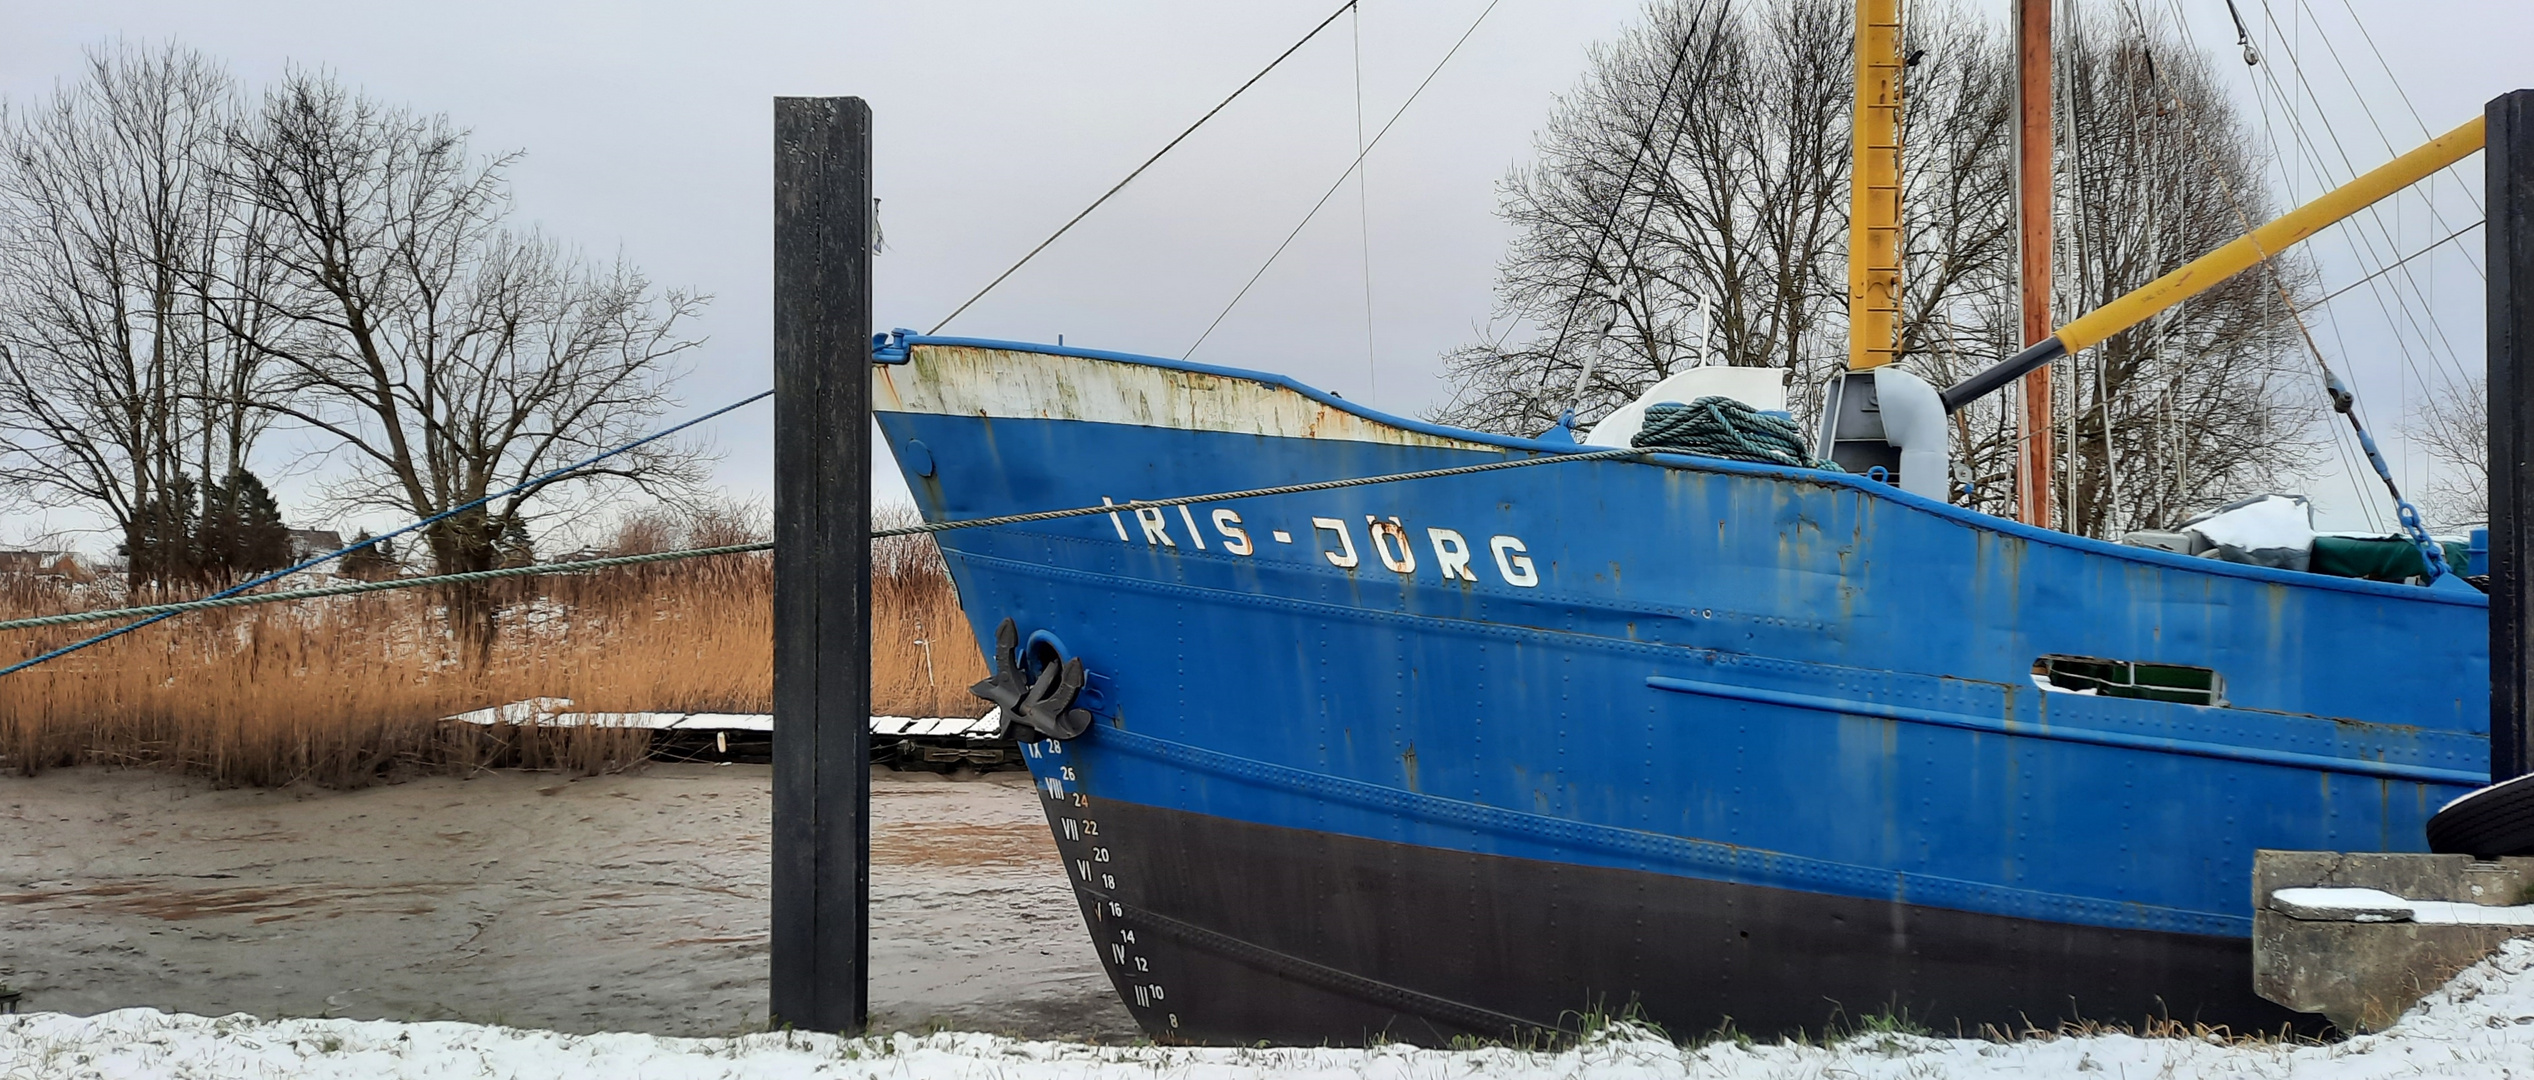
[{"x1": 2426, "y1": 772, "x2": 2534, "y2": 856}]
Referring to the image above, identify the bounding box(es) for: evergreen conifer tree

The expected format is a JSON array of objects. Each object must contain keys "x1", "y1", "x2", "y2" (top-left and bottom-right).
[
  {"x1": 493, "y1": 515, "x2": 535, "y2": 569},
  {"x1": 199, "y1": 469, "x2": 291, "y2": 580},
  {"x1": 120, "y1": 475, "x2": 200, "y2": 587}
]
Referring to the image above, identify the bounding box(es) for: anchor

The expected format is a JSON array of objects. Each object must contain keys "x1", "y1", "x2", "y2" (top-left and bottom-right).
[{"x1": 970, "y1": 617, "x2": 1093, "y2": 741}]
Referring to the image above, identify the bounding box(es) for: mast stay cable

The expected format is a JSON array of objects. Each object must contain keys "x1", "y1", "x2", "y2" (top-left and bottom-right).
[
  {"x1": 928, "y1": 0, "x2": 1362, "y2": 335},
  {"x1": 2250, "y1": 6, "x2": 2476, "y2": 397},
  {"x1": 2248, "y1": 1, "x2": 2479, "y2": 522},
  {"x1": 2229, "y1": 0, "x2": 2388, "y2": 530},
  {"x1": 0, "y1": 448, "x2": 1670, "y2": 638},
  {"x1": 2161, "y1": 0, "x2": 2383, "y2": 528},
  {"x1": 2160, "y1": 14, "x2": 2445, "y2": 571},
  {"x1": 1352, "y1": 3, "x2": 1380, "y2": 407},
  {"x1": 1561, "y1": 0, "x2": 1735, "y2": 420},
  {"x1": 1, "y1": 389, "x2": 776, "y2": 677},
  {"x1": 1183, "y1": 0, "x2": 1506, "y2": 359}
]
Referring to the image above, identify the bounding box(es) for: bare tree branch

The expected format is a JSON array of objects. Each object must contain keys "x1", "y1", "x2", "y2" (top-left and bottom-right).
[{"x1": 1430, "y1": 0, "x2": 2322, "y2": 538}]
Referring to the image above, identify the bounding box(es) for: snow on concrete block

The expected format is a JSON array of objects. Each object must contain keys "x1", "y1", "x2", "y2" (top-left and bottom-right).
[{"x1": 2273, "y1": 886, "x2": 2418, "y2": 922}]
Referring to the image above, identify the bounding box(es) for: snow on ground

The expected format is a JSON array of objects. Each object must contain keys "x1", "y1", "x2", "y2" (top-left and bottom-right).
[
  {"x1": 18, "y1": 941, "x2": 2534, "y2": 1080},
  {"x1": 440, "y1": 698, "x2": 1006, "y2": 736}
]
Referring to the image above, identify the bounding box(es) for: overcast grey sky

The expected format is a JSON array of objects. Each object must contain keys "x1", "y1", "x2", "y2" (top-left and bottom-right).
[{"x1": 3, "y1": 0, "x2": 2529, "y2": 546}]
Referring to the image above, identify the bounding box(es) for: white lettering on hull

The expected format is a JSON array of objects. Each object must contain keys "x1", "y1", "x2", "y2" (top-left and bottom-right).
[
  {"x1": 1175, "y1": 504, "x2": 1207, "y2": 550},
  {"x1": 1212, "y1": 510, "x2": 1253, "y2": 554},
  {"x1": 1427, "y1": 528, "x2": 1478, "y2": 581},
  {"x1": 1367, "y1": 517, "x2": 1416, "y2": 574},
  {"x1": 1106, "y1": 496, "x2": 1540, "y2": 587},
  {"x1": 1491, "y1": 535, "x2": 1538, "y2": 587},
  {"x1": 1312, "y1": 518, "x2": 1359, "y2": 568}
]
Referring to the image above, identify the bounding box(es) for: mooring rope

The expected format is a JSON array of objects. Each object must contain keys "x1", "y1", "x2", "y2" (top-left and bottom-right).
[
  {"x1": 875, "y1": 445, "x2": 1653, "y2": 536},
  {"x1": 0, "y1": 446, "x2": 1670, "y2": 638},
  {"x1": 0, "y1": 544, "x2": 776, "y2": 632},
  {"x1": 1632, "y1": 396, "x2": 1840, "y2": 471},
  {"x1": 0, "y1": 389, "x2": 774, "y2": 677}
]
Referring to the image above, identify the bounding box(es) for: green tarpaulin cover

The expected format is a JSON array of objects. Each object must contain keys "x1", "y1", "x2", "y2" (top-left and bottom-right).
[{"x1": 2309, "y1": 535, "x2": 2470, "y2": 583}]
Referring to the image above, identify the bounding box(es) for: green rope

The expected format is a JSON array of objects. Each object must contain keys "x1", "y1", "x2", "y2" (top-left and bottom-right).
[
  {"x1": 1631, "y1": 396, "x2": 1840, "y2": 471},
  {"x1": 868, "y1": 446, "x2": 1651, "y2": 536},
  {"x1": 1, "y1": 447, "x2": 1665, "y2": 635},
  {"x1": 0, "y1": 543, "x2": 774, "y2": 632}
]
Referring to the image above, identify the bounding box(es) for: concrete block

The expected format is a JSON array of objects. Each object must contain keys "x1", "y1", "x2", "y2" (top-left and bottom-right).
[{"x1": 2254, "y1": 850, "x2": 2534, "y2": 1033}]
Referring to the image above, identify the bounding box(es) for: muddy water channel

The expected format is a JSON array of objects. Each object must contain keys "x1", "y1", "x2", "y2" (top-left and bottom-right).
[{"x1": 0, "y1": 764, "x2": 1135, "y2": 1039}]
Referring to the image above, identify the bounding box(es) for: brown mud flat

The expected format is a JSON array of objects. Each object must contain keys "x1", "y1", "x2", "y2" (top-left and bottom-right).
[{"x1": 0, "y1": 764, "x2": 1134, "y2": 1040}]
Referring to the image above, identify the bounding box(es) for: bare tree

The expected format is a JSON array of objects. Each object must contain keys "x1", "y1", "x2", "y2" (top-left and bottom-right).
[
  {"x1": 1433, "y1": 0, "x2": 2321, "y2": 538},
  {"x1": 220, "y1": 69, "x2": 708, "y2": 646},
  {"x1": 0, "y1": 42, "x2": 274, "y2": 587},
  {"x1": 1434, "y1": 0, "x2": 2012, "y2": 433},
  {"x1": 2412, "y1": 376, "x2": 2485, "y2": 526}
]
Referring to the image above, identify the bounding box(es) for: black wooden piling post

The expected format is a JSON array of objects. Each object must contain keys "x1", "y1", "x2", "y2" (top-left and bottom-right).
[
  {"x1": 2493, "y1": 90, "x2": 2534, "y2": 783},
  {"x1": 771, "y1": 96, "x2": 872, "y2": 1033}
]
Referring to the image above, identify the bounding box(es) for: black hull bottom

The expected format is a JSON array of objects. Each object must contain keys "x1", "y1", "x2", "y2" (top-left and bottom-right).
[{"x1": 1041, "y1": 793, "x2": 2315, "y2": 1045}]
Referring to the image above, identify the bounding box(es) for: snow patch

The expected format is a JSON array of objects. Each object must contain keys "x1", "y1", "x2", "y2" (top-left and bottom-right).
[
  {"x1": 441, "y1": 699, "x2": 1003, "y2": 737},
  {"x1": 22, "y1": 940, "x2": 2534, "y2": 1078},
  {"x1": 2275, "y1": 887, "x2": 2534, "y2": 926}
]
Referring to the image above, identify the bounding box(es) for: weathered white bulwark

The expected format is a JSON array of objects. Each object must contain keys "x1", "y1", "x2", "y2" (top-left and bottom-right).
[{"x1": 877, "y1": 344, "x2": 1498, "y2": 449}]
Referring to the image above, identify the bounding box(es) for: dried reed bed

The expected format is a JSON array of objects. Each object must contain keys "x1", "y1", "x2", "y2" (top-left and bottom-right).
[{"x1": 0, "y1": 524, "x2": 985, "y2": 787}]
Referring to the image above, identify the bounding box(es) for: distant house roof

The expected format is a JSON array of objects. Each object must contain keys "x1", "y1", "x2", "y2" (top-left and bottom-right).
[
  {"x1": 286, "y1": 529, "x2": 345, "y2": 557},
  {"x1": 0, "y1": 550, "x2": 90, "y2": 580}
]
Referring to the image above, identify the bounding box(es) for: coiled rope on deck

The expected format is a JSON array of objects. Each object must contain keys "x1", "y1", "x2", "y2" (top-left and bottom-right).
[{"x1": 1630, "y1": 396, "x2": 1839, "y2": 471}]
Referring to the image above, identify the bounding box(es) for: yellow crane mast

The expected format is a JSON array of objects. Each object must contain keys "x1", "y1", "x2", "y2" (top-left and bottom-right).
[{"x1": 1847, "y1": 0, "x2": 1905, "y2": 371}]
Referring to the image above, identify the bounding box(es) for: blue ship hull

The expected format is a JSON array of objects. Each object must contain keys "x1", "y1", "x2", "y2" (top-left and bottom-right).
[{"x1": 873, "y1": 337, "x2": 2490, "y2": 1043}]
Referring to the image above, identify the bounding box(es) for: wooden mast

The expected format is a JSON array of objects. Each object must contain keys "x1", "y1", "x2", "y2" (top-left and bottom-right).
[
  {"x1": 2013, "y1": 0, "x2": 2053, "y2": 527},
  {"x1": 1847, "y1": 0, "x2": 1904, "y2": 371}
]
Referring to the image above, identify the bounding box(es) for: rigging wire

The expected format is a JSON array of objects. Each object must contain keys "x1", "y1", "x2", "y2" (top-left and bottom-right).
[
  {"x1": 2312, "y1": 218, "x2": 2482, "y2": 311},
  {"x1": 2232, "y1": 11, "x2": 2441, "y2": 554},
  {"x1": 2157, "y1": 0, "x2": 2385, "y2": 529},
  {"x1": 2185, "y1": 0, "x2": 2386, "y2": 528},
  {"x1": 1573, "y1": 0, "x2": 1735, "y2": 411},
  {"x1": 2059, "y1": 0, "x2": 2085, "y2": 529},
  {"x1": 2334, "y1": 0, "x2": 2482, "y2": 217},
  {"x1": 2120, "y1": 8, "x2": 2190, "y2": 524},
  {"x1": 1, "y1": 448, "x2": 1696, "y2": 637},
  {"x1": 2246, "y1": 0, "x2": 2482, "y2": 516},
  {"x1": 927, "y1": 0, "x2": 1362, "y2": 335},
  {"x1": 2253, "y1": 2, "x2": 2476, "y2": 356},
  {"x1": 2221, "y1": 0, "x2": 2262, "y2": 66},
  {"x1": 1353, "y1": 2, "x2": 1380, "y2": 407},
  {"x1": 2265, "y1": 0, "x2": 2479, "y2": 509},
  {"x1": 2296, "y1": 0, "x2": 2485, "y2": 265},
  {"x1": 1183, "y1": 0, "x2": 1504, "y2": 359},
  {"x1": 2253, "y1": 4, "x2": 2392, "y2": 532},
  {"x1": 1529, "y1": 0, "x2": 1723, "y2": 420},
  {"x1": 2247, "y1": 3, "x2": 2477, "y2": 396}
]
